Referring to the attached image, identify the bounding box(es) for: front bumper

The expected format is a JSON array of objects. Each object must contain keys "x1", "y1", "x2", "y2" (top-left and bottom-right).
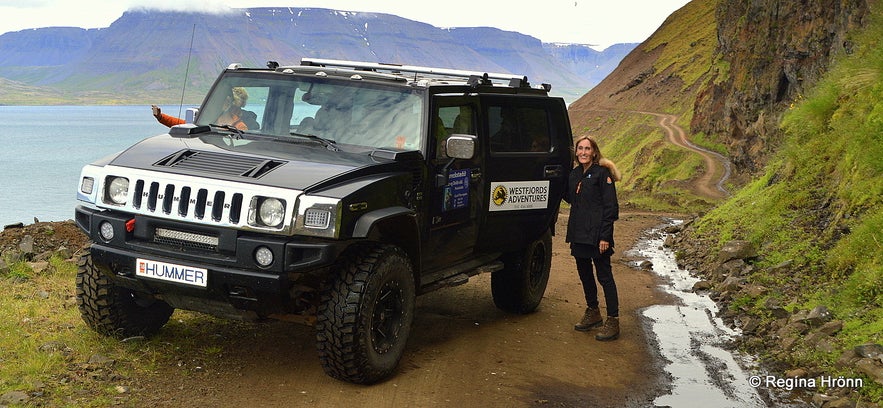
[{"x1": 75, "y1": 205, "x2": 345, "y2": 316}]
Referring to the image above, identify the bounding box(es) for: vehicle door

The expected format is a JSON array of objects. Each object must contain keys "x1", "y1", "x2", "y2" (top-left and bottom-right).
[
  {"x1": 422, "y1": 96, "x2": 483, "y2": 273},
  {"x1": 477, "y1": 95, "x2": 571, "y2": 251}
]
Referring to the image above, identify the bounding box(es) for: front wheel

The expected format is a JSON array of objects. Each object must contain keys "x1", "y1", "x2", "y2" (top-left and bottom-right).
[
  {"x1": 491, "y1": 229, "x2": 552, "y2": 314},
  {"x1": 75, "y1": 249, "x2": 174, "y2": 337},
  {"x1": 316, "y1": 244, "x2": 416, "y2": 384}
]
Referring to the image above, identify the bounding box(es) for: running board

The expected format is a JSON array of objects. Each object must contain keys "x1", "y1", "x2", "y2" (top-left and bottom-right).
[{"x1": 419, "y1": 261, "x2": 504, "y2": 292}]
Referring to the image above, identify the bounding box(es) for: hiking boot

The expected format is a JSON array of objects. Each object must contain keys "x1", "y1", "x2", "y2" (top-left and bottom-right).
[
  {"x1": 574, "y1": 307, "x2": 603, "y2": 331},
  {"x1": 595, "y1": 317, "x2": 620, "y2": 341}
]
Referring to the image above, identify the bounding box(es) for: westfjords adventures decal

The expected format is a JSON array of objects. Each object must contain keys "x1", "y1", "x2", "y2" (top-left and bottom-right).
[{"x1": 489, "y1": 181, "x2": 549, "y2": 211}]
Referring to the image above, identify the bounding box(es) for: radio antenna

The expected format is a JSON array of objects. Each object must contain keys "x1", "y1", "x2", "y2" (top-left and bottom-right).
[{"x1": 177, "y1": 24, "x2": 197, "y2": 119}]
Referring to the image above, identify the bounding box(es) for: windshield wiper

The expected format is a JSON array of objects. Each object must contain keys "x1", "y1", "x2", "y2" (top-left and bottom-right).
[
  {"x1": 210, "y1": 123, "x2": 244, "y2": 139},
  {"x1": 290, "y1": 131, "x2": 340, "y2": 151}
]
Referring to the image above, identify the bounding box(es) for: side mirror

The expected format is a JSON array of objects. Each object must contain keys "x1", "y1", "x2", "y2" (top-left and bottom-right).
[
  {"x1": 185, "y1": 108, "x2": 199, "y2": 124},
  {"x1": 445, "y1": 134, "x2": 476, "y2": 160},
  {"x1": 436, "y1": 134, "x2": 477, "y2": 187}
]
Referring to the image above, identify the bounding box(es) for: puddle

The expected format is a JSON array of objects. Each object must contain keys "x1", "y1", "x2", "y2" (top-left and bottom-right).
[{"x1": 628, "y1": 219, "x2": 811, "y2": 408}]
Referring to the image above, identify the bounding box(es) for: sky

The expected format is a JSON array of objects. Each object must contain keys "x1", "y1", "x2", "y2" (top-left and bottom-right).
[{"x1": 0, "y1": 0, "x2": 690, "y2": 49}]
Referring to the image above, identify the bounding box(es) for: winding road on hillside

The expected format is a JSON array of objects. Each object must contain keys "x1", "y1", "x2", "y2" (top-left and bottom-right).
[{"x1": 642, "y1": 112, "x2": 732, "y2": 199}]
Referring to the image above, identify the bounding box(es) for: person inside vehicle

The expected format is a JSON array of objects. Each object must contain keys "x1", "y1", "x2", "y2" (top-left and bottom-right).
[
  {"x1": 214, "y1": 87, "x2": 259, "y2": 130},
  {"x1": 151, "y1": 105, "x2": 185, "y2": 128},
  {"x1": 152, "y1": 87, "x2": 258, "y2": 130}
]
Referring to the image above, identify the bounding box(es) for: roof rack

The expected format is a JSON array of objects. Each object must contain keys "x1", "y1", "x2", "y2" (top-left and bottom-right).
[{"x1": 299, "y1": 57, "x2": 539, "y2": 89}]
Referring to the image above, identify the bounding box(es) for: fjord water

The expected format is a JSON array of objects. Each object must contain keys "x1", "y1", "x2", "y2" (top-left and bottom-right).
[{"x1": 0, "y1": 105, "x2": 178, "y2": 226}]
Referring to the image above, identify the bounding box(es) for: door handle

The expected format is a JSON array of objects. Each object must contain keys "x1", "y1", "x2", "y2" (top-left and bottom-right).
[
  {"x1": 470, "y1": 169, "x2": 482, "y2": 182},
  {"x1": 544, "y1": 165, "x2": 564, "y2": 178}
]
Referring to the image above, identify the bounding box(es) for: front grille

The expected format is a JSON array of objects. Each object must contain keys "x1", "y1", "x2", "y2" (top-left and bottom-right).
[
  {"x1": 132, "y1": 179, "x2": 245, "y2": 225},
  {"x1": 98, "y1": 166, "x2": 302, "y2": 235}
]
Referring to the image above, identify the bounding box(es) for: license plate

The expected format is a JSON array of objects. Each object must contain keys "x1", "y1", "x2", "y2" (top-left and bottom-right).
[{"x1": 136, "y1": 258, "x2": 208, "y2": 288}]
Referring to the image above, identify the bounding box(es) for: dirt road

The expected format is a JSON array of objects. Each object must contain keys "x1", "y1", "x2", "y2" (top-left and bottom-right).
[
  {"x1": 643, "y1": 112, "x2": 732, "y2": 199},
  {"x1": 136, "y1": 212, "x2": 673, "y2": 407}
]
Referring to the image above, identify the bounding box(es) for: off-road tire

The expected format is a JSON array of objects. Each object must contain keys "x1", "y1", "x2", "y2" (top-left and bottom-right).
[
  {"x1": 76, "y1": 249, "x2": 174, "y2": 337},
  {"x1": 491, "y1": 229, "x2": 552, "y2": 314},
  {"x1": 316, "y1": 244, "x2": 416, "y2": 384}
]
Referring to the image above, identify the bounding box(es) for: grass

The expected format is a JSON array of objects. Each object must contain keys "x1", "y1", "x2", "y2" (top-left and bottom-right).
[
  {"x1": 581, "y1": 110, "x2": 713, "y2": 213},
  {"x1": 685, "y1": 4, "x2": 883, "y2": 401},
  {"x1": 0, "y1": 256, "x2": 133, "y2": 406},
  {"x1": 0, "y1": 255, "x2": 249, "y2": 406},
  {"x1": 644, "y1": 0, "x2": 718, "y2": 95}
]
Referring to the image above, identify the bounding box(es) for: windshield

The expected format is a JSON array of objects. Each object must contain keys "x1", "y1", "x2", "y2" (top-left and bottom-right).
[{"x1": 196, "y1": 73, "x2": 425, "y2": 151}]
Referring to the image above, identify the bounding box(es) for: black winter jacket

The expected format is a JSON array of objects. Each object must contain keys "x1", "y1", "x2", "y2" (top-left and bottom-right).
[{"x1": 564, "y1": 163, "x2": 619, "y2": 247}]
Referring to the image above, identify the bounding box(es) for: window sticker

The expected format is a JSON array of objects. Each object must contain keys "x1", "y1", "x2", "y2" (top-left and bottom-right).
[{"x1": 489, "y1": 181, "x2": 549, "y2": 211}]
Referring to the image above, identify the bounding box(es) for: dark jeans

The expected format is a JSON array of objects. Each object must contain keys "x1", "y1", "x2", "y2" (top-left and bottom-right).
[{"x1": 575, "y1": 254, "x2": 619, "y2": 318}]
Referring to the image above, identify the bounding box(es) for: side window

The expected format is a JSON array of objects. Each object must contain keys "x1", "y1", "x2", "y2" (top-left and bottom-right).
[
  {"x1": 435, "y1": 105, "x2": 475, "y2": 158},
  {"x1": 488, "y1": 104, "x2": 551, "y2": 153}
]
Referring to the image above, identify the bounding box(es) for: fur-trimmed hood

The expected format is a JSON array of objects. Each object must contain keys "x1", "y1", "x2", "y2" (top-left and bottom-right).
[{"x1": 599, "y1": 157, "x2": 622, "y2": 182}]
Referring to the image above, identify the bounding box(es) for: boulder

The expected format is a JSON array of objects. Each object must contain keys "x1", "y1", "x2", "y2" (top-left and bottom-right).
[
  {"x1": 692, "y1": 280, "x2": 713, "y2": 291},
  {"x1": 805, "y1": 305, "x2": 833, "y2": 327},
  {"x1": 854, "y1": 344, "x2": 883, "y2": 361},
  {"x1": 818, "y1": 320, "x2": 843, "y2": 336},
  {"x1": 856, "y1": 358, "x2": 883, "y2": 385},
  {"x1": 717, "y1": 240, "x2": 757, "y2": 263},
  {"x1": 717, "y1": 275, "x2": 743, "y2": 292},
  {"x1": 18, "y1": 234, "x2": 35, "y2": 256}
]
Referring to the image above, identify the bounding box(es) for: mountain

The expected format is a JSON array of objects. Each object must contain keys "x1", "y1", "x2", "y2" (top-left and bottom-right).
[
  {"x1": 544, "y1": 42, "x2": 637, "y2": 86},
  {"x1": 0, "y1": 7, "x2": 634, "y2": 105}
]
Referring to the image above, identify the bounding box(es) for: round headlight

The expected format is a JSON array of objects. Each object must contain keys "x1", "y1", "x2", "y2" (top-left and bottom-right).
[
  {"x1": 259, "y1": 198, "x2": 285, "y2": 227},
  {"x1": 107, "y1": 177, "x2": 129, "y2": 205}
]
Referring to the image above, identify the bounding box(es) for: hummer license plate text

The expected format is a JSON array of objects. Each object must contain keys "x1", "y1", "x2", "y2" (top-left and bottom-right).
[{"x1": 136, "y1": 258, "x2": 208, "y2": 288}]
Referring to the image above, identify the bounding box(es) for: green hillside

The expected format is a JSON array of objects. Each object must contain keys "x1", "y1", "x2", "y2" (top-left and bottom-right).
[
  {"x1": 568, "y1": 0, "x2": 723, "y2": 212},
  {"x1": 688, "y1": 3, "x2": 883, "y2": 401}
]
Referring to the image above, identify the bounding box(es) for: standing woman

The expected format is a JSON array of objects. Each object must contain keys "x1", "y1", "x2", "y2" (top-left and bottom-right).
[{"x1": 564, "y1": 136, "x2": 621, "y2": 341}]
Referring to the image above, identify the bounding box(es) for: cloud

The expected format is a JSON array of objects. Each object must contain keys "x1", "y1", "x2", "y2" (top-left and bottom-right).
[
  {"x1": 125, "y1": 0, "x2": 239, "y2": 14},
  {"x1": 0, "y1": 0, "x2": 52, "y2": 6}
]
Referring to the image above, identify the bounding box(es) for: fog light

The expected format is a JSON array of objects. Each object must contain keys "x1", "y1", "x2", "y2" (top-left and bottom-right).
[
  {"x1": 98, "y1": 221, "x2": 115, "y2": 242},
  {"x1": 254, "y1": 246, "x2": 274, "y2": 267}
]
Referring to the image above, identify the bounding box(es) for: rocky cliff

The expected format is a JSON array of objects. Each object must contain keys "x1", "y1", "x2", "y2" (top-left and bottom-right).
[{"x1": 692, "y1": 0, "x2": 869, "y2": 173}]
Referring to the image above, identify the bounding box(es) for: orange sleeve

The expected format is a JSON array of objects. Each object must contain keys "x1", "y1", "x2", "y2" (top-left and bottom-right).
[{"x1": 156, "y1": 113, "x2": 186, "y2": 127}]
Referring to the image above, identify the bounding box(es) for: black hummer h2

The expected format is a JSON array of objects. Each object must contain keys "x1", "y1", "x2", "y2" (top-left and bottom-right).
[{"x1": 74, "y1": 58, "x2": 573, "y2": 384}]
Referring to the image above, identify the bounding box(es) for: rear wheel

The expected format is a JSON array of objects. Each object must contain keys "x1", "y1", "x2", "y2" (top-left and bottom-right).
[
  {"x1": 316, "y1": 244, "x2": 416, "y2": 384},
  {"x1": 491, "y1": 229, "x2": 552, "y2": 314},
  {"x1": 75, "y1": 249, "x2": 174, "y2": 337}
]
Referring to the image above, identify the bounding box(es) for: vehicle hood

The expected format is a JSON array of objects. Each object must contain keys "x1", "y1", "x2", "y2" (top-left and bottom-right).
[{"x1": 104, "y1": 133, "x2": 415, "y2": 191}]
